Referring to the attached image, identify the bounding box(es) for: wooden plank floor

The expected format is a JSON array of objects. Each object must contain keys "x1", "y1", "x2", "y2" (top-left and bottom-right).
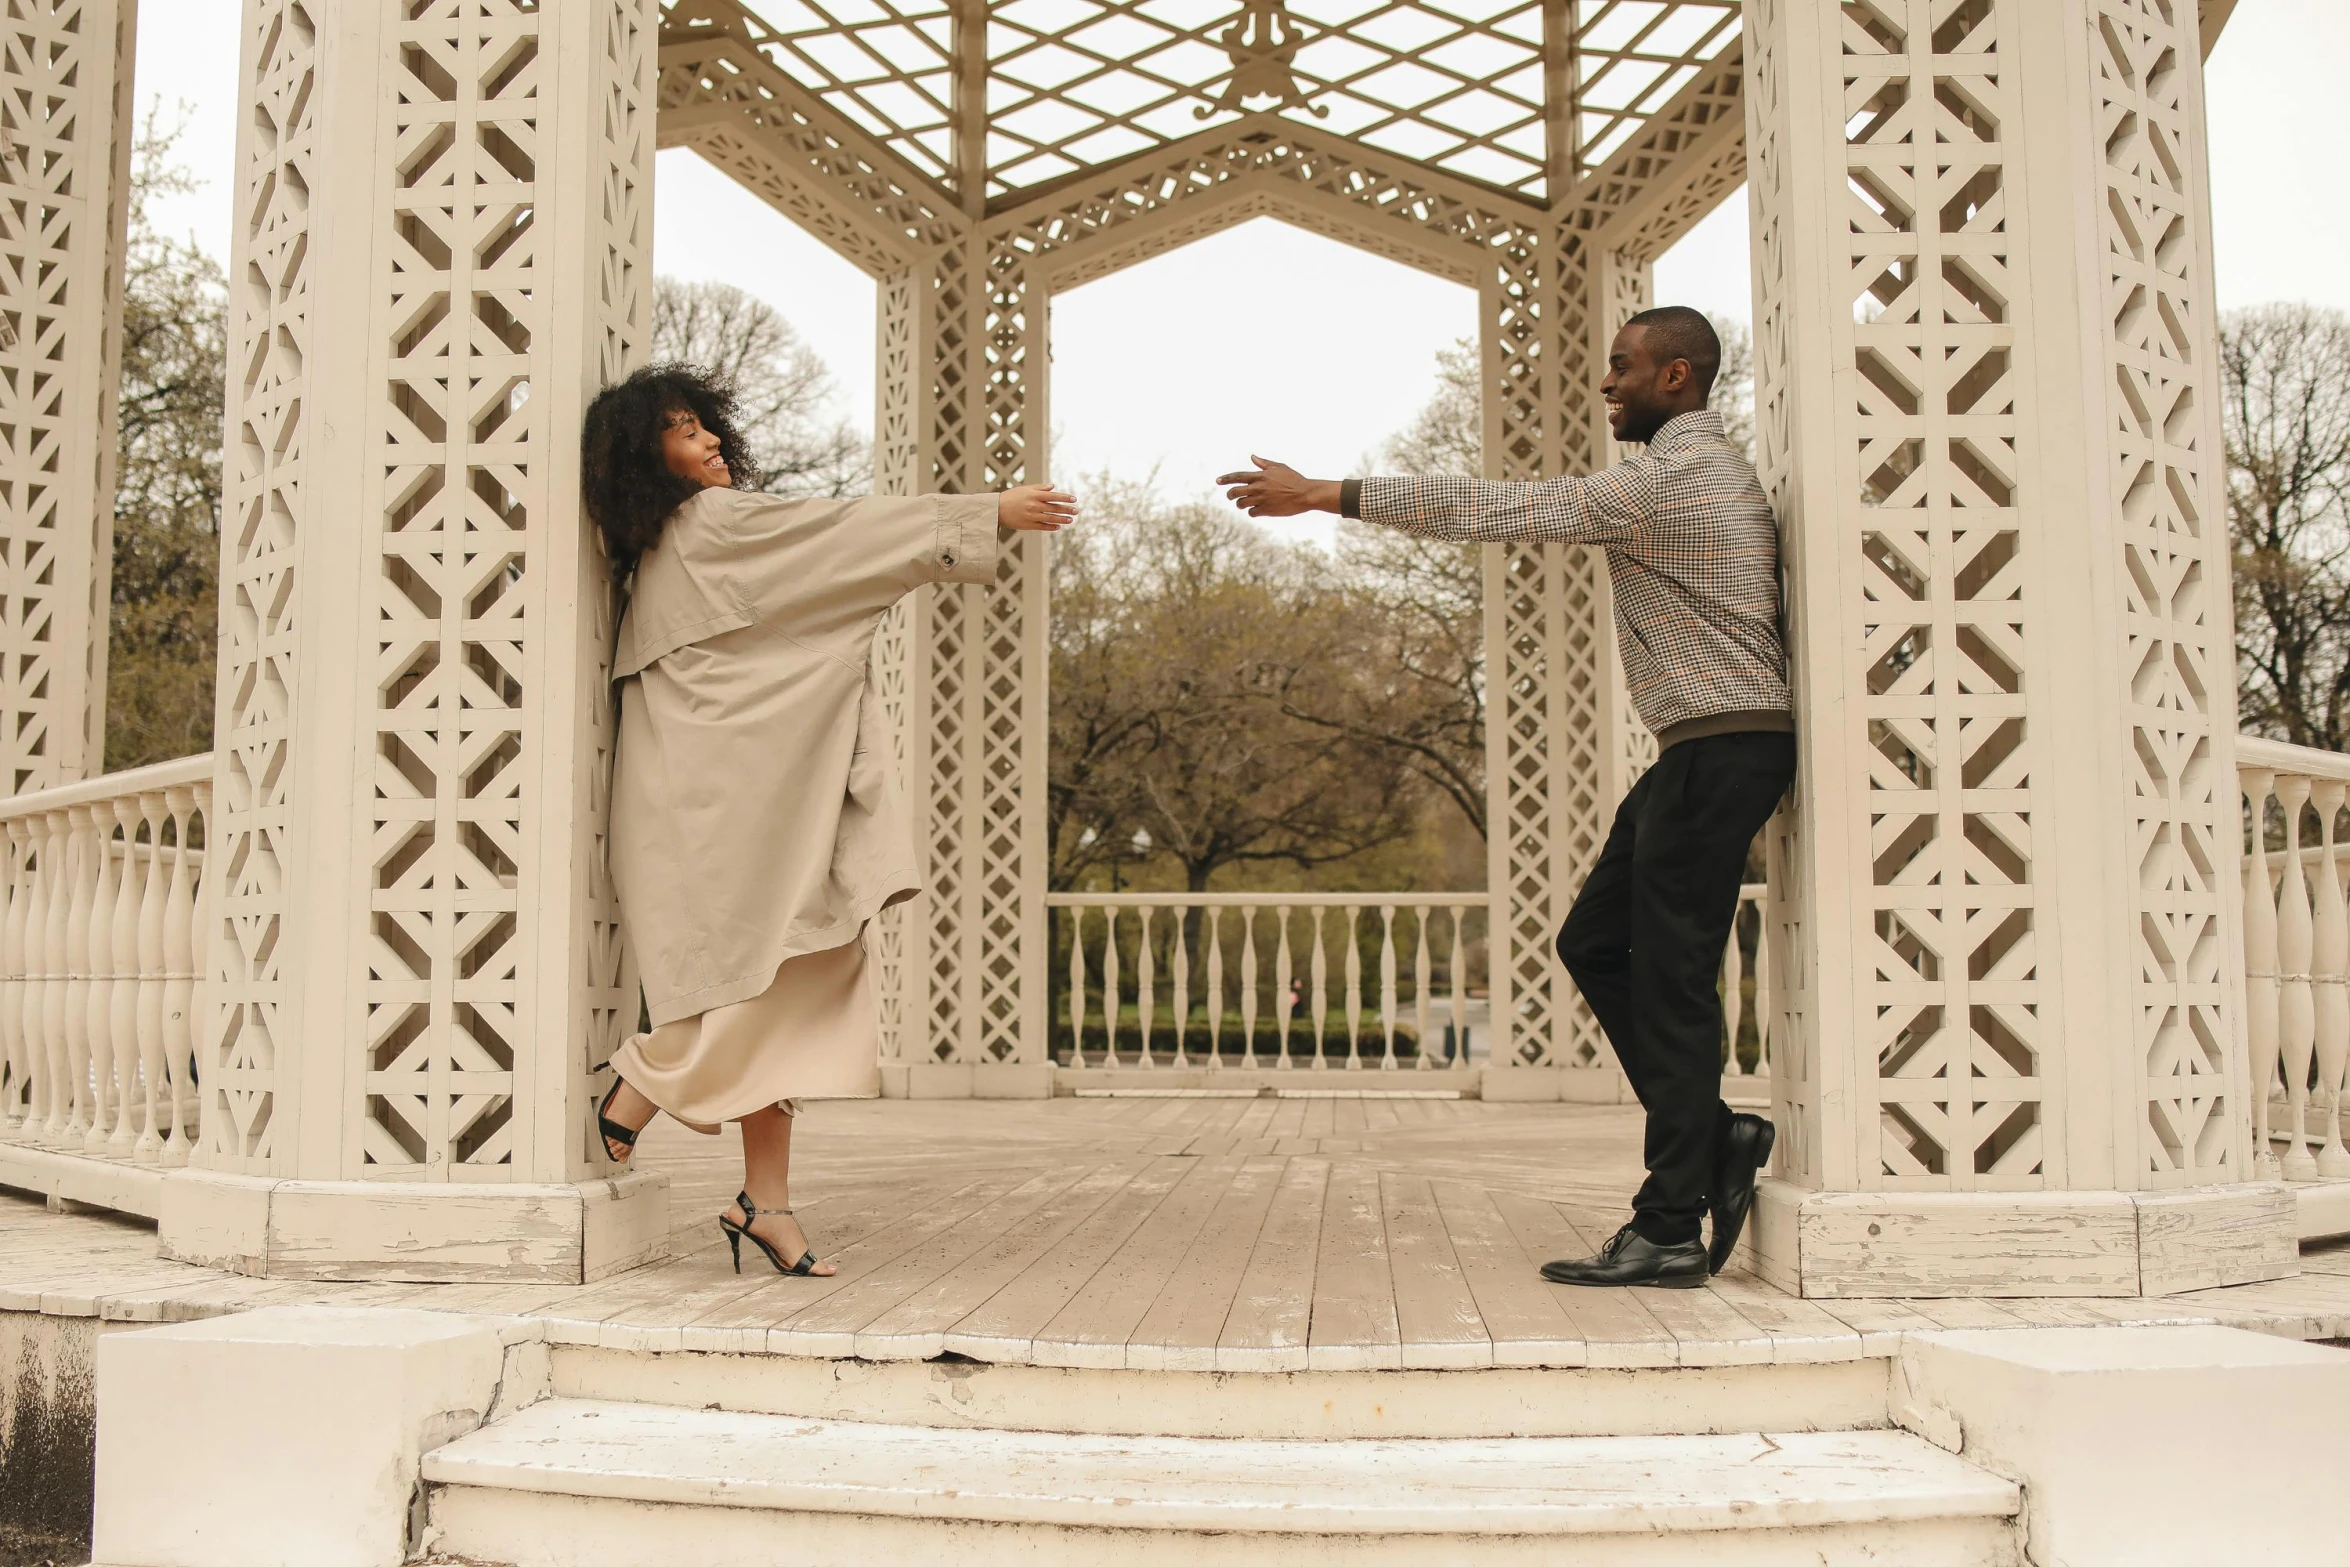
[{"x1": 3, "y1": 1097, "x2": 2348, "y2": 1368}]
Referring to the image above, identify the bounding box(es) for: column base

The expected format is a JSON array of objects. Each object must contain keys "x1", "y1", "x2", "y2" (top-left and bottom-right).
[
  {"x1": 1746, "y1": 1178, "x2": 2299, "y2": 1298},
  {"x1": 878, "y1": 1062, "x2": 1055, "y2": 1099},
  {"x1": 1479, "y1": 1065, "x2": 1631, "y2": 1103},
  {"x1": 157, "y1": 1169, "x2": 670, "y2": 1284}
]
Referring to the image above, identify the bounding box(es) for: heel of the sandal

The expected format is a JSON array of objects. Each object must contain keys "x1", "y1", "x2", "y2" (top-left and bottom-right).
[{"x1": 720, "y1": 1221, "x2": 743, "y2": 1273}]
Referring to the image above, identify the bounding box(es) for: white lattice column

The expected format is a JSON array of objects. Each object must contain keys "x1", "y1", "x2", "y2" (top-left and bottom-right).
[
  {"x1": 1586, "y1": 247, "x2": 1661, "y2": 791},
  {"x1": 173, "y1": 0, "x2": 666, "y2": 1282},
  {"x1": 1745, "y1": 0, "x2": 2283, "y2": 1298},
  {"x1": 0, "y1": 0, "x2": 137, "y2": 792},
  {"x1": 1480, "y1": 227, "x2": 1630, "y2": 1091},
  {"x1": 869, "y1": 240, "x2": 1050, "y2": 1092}
]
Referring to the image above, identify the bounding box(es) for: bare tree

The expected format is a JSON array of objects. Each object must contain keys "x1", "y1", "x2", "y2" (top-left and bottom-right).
[
  {"x1": 1048, "y1": 480, "x2": 1427, "y2": 893},
  {"x1": 1710, "y1": 313, "x2": 1756, "y2": 462},
  {"x1": 107, "y1": 106, "x2": 227, "y2": 770},
  {"x1": 651, "y1": 277, "x2": 869, "y2": 498},
  {"x1": 2225, "y1": 302, "x2": 2350, "y2": 750}
]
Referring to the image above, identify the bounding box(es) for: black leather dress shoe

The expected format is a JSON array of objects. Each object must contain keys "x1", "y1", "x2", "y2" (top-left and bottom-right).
[
  {"x1": 1540, "y1": 1223, "x2": 1709, "y2": 1288},
  {"x1": 1708, "y1": 1111, "x2": 1777, "y2": 1275}
]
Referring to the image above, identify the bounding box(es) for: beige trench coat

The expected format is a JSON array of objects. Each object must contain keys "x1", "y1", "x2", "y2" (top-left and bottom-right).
[{"x1": 611, "y1": 486, "x2": 999, "y2": 1027}]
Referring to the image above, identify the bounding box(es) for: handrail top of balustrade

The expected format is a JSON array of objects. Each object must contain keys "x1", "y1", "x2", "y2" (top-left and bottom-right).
[
  {"x1": 0, "y1": 752, "x2": 213, "y2": 824},
  {"x1": 1045, "y1": 891, "x2": 1489, "y2": 909},
  {"x1": 2237, "y1": 734, "x2": 2350, "y2": 785}
]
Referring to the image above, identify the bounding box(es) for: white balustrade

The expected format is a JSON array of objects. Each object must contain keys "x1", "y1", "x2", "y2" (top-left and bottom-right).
[
  {"x1": 1050, "y1": 894, "x2": 1485, "y2": 1070},
  {"x1": 0, "y1": 755, "x2": 212, "y2": 1166},
  {"x1": 2239, "y1": 737, "x2": 2350, "y2": 1180}
]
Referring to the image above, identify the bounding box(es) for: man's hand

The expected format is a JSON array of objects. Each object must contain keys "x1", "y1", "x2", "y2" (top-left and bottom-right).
[
  {"x1": 998, "y1": 484, "x2": 1077, "y2": 531},
  {"x1": 1218, "y1": 457, "x2": 1342, "y2": 519}
]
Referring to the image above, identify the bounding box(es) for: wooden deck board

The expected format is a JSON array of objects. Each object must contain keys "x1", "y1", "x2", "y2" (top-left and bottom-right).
[{"x1": 6, "y1": 1099, "x2": 2348, "y2": 1367}]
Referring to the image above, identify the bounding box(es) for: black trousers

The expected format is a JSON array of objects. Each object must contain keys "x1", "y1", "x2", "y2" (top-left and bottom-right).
[{"x1": 1555, "y1": 730, "x2": 1797, "y2": 1246}]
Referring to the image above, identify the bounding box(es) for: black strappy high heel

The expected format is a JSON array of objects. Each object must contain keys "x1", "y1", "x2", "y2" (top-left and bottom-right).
[
  {"x1": 597, "y1": 1077, "x2": 642, "y2": 1165},
  {"x1": 719, "y1": 1190, "x2": 821, "y2": 1275}
]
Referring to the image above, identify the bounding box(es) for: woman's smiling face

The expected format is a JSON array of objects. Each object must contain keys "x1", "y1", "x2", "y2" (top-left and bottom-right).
[{"x1": 661, "y1": 406, "x2": 731, "y2": 489}]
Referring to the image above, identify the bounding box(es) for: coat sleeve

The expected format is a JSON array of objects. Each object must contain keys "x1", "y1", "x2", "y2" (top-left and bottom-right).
[
  {"x1": 714, "y1": 491, "x2": 1003, "y2": 626},
  {"x1": 917, "y1": 494, "x2": 1002, "y2": 589}
]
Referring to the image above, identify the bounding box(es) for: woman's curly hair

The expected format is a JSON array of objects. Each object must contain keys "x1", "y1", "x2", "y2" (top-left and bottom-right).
[{"x1": 581, "y1": 363, "x2": 763, "y2": 583}]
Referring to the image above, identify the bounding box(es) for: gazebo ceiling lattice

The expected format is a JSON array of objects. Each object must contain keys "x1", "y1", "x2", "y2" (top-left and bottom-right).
[{"x1": 662, "y1": 0, "x2": 1740, "y2": 210}]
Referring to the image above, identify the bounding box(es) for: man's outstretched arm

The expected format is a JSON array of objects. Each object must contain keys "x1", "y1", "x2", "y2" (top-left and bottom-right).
[{"x1": 1218, "y1": 456, "x2": 1656, "y2": 545}]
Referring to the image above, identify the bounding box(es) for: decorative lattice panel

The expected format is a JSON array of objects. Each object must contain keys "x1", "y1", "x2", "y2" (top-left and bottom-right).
[
  {"x1": 1842, "y1": 0, "x2": 2042, "y2": 1189},
  {"x1": 1746, "y1": 0, "x2": 2046, "y2": 1191},
  {"x1": 347, "y1": 1, "x2": 656, "y2": 1178},
  {"x1": 357, "y1": 4, "x2": 548, "y2": 1174},
  {"x1": 0, "y1": 0, "x2": 130, "y2": 795},
  {"x1": 2093, "y1": 0, "x2": 2233, "y2": 1184},
  {"x1": 1744, "y1": 0, "x2": 1813, "y2": 1182},
  {"x1": 573, "y1": 0, "x2": 657, "y2": 1171},
  {"x1": 1487, "y1": 542, "x2": 1610, "y2": 1067},
  {"x1": 1569, "y1": 0, "x2": 1740, "y2": 173},
  {"x1": 202, "y1": 0, "x2": 316, "y2": 1174},
  {"x1": 670, "y1": 0, "x2": 1739, "y2": 206},
  {"x1": 664, "y1": 0, "x2": 958, "y2": 194}
]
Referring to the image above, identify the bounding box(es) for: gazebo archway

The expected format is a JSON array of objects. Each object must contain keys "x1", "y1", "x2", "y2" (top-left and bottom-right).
[{"x1": 654, "y1": 2, "x2": 1751, "y2": 1082}]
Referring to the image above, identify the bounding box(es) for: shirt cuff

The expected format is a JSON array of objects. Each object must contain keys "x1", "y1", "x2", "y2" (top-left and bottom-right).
[{"x1": 1339, "y1": 478, "x2": 1363, "y2": 519}]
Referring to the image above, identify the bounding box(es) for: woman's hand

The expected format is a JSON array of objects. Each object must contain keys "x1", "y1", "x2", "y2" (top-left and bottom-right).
[{"x1": 998, "y1": 484, "x2": 1078, "y2": 531}]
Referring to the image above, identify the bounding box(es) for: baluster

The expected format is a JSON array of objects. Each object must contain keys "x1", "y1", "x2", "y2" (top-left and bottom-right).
[
  {"x1": 160, "y1": 785, "x2": 199, "y2": 1161},
  {"x1": 82, "y1": 803, "x2": 122, "y2": 1152},
  {"x1": 1169, "y1": 907, "x2": 1190, "y2": 1069},
  {"x1": 1343, "y1": 907, "x2": 1364, "y2": 1069},
  {"x1": 61, "y1": 806, "x2": 96, "y2": 1138},
  {"x1": 1135, "y1": 908, "x2": 1156, "y2": 1068},
  {"x1": 1309, "y1": 910, "x2": 1330, "y2": 1068},
  {"x1": 1412, "y1": 907, "x2": 1433, "y2": 1070},
  {"x1": 1447, "y1": 906, "x2": 1468, "y2": 1066},
  {"x1": 1751, "y1": 892, "x2": 1773, "y2": 1082},
  {"x1": 1722, "y1": 898, "x2": 1747, "y2": 1078},
  {"x1": 2242, "y1": 767, "x2": 2283, "y2": 1178},
  {"x1": 1378, "y1": 904, "x2": 1398, "y2": 1069},
  {"x1": 29, "y1": 812, "x2": 61, "y2": 1136},
  {"x1": 1101, "y1": 909, "x2": 1122, "y2": 1066},
  {"x1": 0, "y1": 820, "x2": 26, "y2": 1131},
  {"x1": 135, "y1": 792, "x2": 169, "y2": 1158},
  {"x1": 105, "y1": 798, "x2": 145, "y2": 1156},
  {"x1": 1067, "y1": 907, "x2": 1088, "y2": 1066},
  {"x1": 2277, "y1": 775, "x2": 2320, "y2": 1180},
  {"x1": 1238, "y1": 908, "x2": 1260, "y2": 1069},
  {"x1": 2313, "y1": 782, "x2": 2350, "y2": 1178},
  {"x1": 1274, "y1": 906, "x2": 1295, "y2": 1068},
  {"x1": 1204, "y1": 908, "x2": 1223, "y2": 1069},
  {"x1": 185, "y1": 781, "x2": 210, "y2": 1151}
]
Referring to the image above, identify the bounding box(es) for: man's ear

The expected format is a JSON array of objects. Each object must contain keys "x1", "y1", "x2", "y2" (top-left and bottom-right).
[{"x1": 1660, "y1": 358, "x2": 1691, "y2": 393}]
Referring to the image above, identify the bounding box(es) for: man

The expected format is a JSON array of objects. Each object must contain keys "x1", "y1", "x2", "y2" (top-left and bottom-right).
[{"x1": 1219, "y1": 306, "x2": 1792, "y2": 1288}]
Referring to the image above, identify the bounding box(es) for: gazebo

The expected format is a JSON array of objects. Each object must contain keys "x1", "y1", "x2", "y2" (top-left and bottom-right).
[
  {"x1": 0, "y1": 0, "x2": 2331, "y2": 1296},
  {"x1": 15, "y1": 3, "x2": 2350, "y2": 1563}
]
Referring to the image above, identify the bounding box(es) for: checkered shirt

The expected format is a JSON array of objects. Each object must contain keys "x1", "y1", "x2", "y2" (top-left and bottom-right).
[{"x1": 1350, "y1": 410, "x2": 1790, "y2": 738}]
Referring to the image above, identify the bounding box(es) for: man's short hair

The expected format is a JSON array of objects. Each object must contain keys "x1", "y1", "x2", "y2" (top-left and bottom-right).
[{"x1": 1622, "y1": 305, "x2": 1722, "y2": 397}]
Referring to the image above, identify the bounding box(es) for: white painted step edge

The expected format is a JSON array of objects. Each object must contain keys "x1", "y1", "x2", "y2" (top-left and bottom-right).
[{"x1": 423, "y1": 1398, "x2": 2018, "y2": 1538}]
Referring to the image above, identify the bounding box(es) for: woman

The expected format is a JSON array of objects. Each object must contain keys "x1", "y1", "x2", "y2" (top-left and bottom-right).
[{"x1": 581, "y1": 364, "x2": 1074, "y2": 1277}]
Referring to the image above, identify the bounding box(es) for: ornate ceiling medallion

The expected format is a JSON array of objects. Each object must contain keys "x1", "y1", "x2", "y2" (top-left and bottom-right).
[{"x1": 1195, "y1": 0, "x2": 1328, "y2": 121}]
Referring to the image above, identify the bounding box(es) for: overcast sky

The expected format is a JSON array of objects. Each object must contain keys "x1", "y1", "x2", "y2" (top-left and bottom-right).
[{"x1": 135, "y1": 1, "x2": 2350, "y2": 536}]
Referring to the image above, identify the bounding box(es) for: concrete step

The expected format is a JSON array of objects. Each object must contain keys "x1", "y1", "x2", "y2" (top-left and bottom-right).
[
  {"x1": 550, "y1": 1342, "x2": 1893, "y2": 1440},
  {"x1": 423, "y1": 1396, "x2": 2021, "y2": 1567}
]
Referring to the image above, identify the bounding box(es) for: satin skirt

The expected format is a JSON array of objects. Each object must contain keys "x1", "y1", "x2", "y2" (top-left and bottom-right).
[{"x1": 610, "y1": 928, "x2": 880, "y2": 1128}]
